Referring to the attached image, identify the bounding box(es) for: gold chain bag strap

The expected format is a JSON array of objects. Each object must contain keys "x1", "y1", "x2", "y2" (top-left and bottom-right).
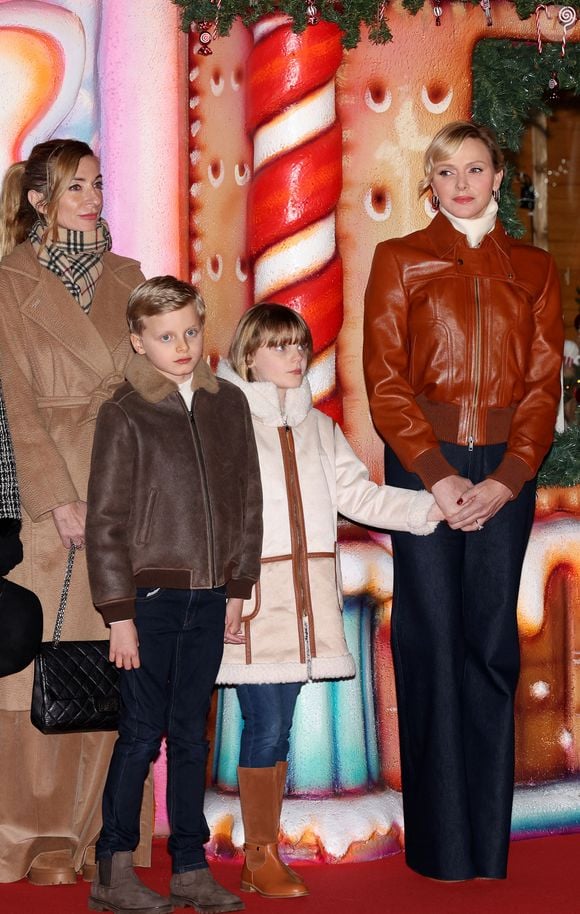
[{"x1": 30, "y1": 545, "x2": 120, "y2": 733}]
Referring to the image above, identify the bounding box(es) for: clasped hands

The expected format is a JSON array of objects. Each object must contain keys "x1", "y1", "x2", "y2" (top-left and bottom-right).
[{"x1": 431, "y1": 475, "x2": 512, "y2": 532}]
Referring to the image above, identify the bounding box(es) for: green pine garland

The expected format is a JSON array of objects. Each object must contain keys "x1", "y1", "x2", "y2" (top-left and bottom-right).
[
  {"x1": 172, "y1": 1, "x2": 393, "y2": 48},
  {"x1": 472, "y1": 40, "x2": 580, "y2": 236},
  {"x1": 172, "y1": 2, "x2": 580, "y2": 48},
  {"x1": 538, "y1": 427, "x2": 580, "y2": 488}
]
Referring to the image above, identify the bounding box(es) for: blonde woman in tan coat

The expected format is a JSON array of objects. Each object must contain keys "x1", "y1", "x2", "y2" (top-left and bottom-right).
[
  {"x1": 0, "y1": 139, "x2": 150, "y2": 885},
  {"x1": 216, "y1": 303, "x2": 443, "y2": 900}
]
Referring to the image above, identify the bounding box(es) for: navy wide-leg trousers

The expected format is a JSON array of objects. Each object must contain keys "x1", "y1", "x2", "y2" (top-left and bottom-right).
[{"x1": 386, "y1": 442, "x2": 536, "y2": 880}]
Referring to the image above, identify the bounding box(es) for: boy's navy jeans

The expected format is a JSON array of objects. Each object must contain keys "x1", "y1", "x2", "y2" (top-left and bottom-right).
[{"x1": 96, "y1": 586, "x2": 227, "y2": 873}]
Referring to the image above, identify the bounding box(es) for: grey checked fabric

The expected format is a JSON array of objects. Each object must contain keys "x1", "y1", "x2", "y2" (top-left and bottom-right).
[{"x1": 0, "y1": 382, "x2": 20, "y2": 519}]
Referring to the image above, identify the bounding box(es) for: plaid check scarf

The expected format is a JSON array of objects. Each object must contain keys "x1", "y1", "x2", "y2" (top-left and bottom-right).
[{"x1": 29, "y1": 218, "x2": 112, "y2": 313}]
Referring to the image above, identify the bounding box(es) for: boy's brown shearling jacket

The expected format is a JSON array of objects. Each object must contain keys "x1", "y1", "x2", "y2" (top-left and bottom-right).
[
  {"x1": 86, "y1": 355, "x2": 263, "y2": 623},
  {"x1": 364, "y1": 214, "x2": 564, "y2": 497}
]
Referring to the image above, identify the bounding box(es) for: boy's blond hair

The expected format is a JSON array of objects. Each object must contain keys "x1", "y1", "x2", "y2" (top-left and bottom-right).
[
  {"x1": 229, "y1": 302, "x2": 313, "y2": 382},
  {"x1": 127, "y1": 276, "x2": 206, "y2": 334}
]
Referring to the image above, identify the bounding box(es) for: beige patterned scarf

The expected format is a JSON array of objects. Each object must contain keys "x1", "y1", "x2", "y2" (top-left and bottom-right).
[{"x1": 29, "y1": 218, "x2": 112, "y2": 313}]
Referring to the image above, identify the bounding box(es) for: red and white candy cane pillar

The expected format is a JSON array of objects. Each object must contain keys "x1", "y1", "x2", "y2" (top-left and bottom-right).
[{"x1": 246, "y1": 16, "x2": 344, "y2": 420}]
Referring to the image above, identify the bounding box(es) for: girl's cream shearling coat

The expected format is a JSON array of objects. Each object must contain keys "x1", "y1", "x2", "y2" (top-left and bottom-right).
[{"x1": 215, "y1": 360, "x2": 437, "y2": 685}]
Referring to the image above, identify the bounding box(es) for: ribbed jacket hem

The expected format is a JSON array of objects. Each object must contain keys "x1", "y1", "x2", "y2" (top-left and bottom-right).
[
  {"x1": 488, "y1": 453, "x2": 532, "y2": 498},
  {"x1": 216, "y1": 652, "x2": 356, "y2": 685},
  {"x1": 413, "y1": 446, "x2": 458, "y2": 491}
]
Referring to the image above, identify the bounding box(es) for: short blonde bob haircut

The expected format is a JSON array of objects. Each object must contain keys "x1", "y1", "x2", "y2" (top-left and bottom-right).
[
  {"x1": 229, "y1": 302, "x2": 313, "y2": 382},
  {"x1": 418, "y1": 120, "x2": 504, "y2": 197},
  {"x1": 127, "y1": 275, "x2": 205, "y2": 335}
]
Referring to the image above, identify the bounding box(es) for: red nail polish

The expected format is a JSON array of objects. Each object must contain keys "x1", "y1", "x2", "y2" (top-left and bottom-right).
[{"x1": 457, "y1": 497, "x2": 464, "y2": 505}]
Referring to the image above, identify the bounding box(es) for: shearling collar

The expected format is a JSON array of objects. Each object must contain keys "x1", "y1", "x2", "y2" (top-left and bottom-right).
[
  {"x1": 216, "y1": 359, "x2": 312, "y2": 427},
  {"x1": 126, "y1": 353, "x2": 219, "y2": 404}
]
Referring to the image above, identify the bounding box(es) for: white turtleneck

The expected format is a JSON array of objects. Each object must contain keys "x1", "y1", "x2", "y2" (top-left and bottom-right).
[
  {"x1": 178, "y1": 376, "x2": 194, "y2": 410},
  {"x1": 439, "y1": 197, "x2": 498, "y2": 248}
]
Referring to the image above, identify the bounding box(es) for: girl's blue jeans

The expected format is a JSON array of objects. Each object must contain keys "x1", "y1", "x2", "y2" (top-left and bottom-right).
[{"x1": 236, "y1": 682, "x2": 302, "y2": 768}]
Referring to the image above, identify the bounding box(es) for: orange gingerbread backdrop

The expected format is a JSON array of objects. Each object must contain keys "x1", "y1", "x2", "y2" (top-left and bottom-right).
[{"x1": 0, "y1": 0, "x2": 578, "y2": 864}]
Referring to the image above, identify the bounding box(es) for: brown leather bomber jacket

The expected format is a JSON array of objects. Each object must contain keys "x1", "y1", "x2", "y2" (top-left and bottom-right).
[
  {"x1": 363, "y1": 214, "x2": 564, "y2": 497},
  {"x1": 86, "y1": 355, "x2": 263, "y2": 624}
]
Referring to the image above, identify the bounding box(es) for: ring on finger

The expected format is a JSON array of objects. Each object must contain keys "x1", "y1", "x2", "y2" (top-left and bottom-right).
[{"x1": 476, "y1": 520, "x2": 484, "y2": 531}]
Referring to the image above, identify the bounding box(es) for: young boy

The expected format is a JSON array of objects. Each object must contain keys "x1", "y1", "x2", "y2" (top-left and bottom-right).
[{"x1": 86, "y1": 276, "x2": 263, "y2": 914}]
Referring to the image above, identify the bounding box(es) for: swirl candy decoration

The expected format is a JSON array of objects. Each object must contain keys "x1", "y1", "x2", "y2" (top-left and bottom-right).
[{"x1": 246, "y1": 15, "x2": 344, "y2": 420}]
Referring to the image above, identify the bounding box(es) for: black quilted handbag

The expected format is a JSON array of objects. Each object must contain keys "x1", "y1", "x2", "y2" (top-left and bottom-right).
[{"x1": 31, "y1": 545, "x2": 120, "y2": 734}]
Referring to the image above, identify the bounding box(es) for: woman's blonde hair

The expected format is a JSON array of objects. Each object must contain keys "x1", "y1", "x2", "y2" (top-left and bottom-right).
[
  {"x1": 229, "y1": 302, "x2": 313, "y2": 382},
  {"x1": 0, "y1": 139, "x2": 95, "y2": 257},
  {"x1": 418, "y1": 121, "x2": 504, "y2": 196}
]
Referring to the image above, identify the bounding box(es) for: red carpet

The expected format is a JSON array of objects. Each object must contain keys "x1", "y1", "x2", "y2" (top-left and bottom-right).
[{"x1": 0, "y1": 833, "x2": 577, "y2": 914}]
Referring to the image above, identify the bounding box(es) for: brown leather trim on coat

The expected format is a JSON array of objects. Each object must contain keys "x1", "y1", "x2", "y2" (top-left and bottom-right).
[
  {"x1": 278, "y1": 427, "x2": 317, "y2": 660},
  {"x1": 244, "y1": 578, "x2": 261, "y2": 665},
  {"x1": 260, "y1": 551, "x2": 334, "y2": 563}
]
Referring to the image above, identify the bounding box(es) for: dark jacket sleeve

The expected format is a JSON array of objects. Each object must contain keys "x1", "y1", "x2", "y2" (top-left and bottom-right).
[
  {"x1": 85, "y1": 401, "x2": 137, "y2": 623},
  {"x1": 0, "y1": 519, "x2": 23, "y2": 577},
  {"x1": 226, "y1": 394, "x2": 263, "y2": 599}
]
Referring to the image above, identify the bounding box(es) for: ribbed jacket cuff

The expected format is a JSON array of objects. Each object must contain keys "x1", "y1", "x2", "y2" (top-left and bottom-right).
[
  {"x1": 98, "y1": 599, "x2": 136, "y2": 624},
  {"x1": 488, "y1": 453, "x2": 532, "y2": 498},
  {"x1": 412, "y1": 447, "x2": 459, "y2": 491},
  {"x1": 407, "y1": 490, "x2": 439, "y2": 535},
  {"x1": 227, "y1": 577, "x2": 256, "y2": 600}
]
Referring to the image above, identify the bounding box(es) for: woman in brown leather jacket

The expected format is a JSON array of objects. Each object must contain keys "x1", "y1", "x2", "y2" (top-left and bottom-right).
[{"x1": 363, "y1": 121, "x2": 563, "y2": 882}]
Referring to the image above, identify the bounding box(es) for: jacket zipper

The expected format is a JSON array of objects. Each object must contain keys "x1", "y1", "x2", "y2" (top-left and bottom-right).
[
  {"x1": 181, "y1": 393, "x2": 216, "y2": 586},
  {"x1": 467, "y1": 276, "x2": 482, "y2": 451},
  {"x1": 283, "y1": 422, "x2": 313, "y2": 680}
]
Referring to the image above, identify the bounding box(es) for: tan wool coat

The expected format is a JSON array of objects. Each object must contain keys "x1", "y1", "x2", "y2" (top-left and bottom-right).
[
  {"x1": 0, "y1": 241, "x2": 144, "y2": 710},
  {"x1": 0, "y1": 240, "x2": 150, "y2": 883},
  {"x1": 215, "y1": 361, "x2": 438, "y2": 686}
]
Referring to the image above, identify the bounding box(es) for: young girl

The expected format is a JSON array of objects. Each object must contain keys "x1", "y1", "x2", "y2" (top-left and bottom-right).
[{"x1": 216, "y1": 303, "x2": 442, "y2": 898}]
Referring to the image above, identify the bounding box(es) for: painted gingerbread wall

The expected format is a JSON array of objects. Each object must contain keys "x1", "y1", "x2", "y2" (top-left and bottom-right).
[{"x1": 0, "y1": 0, "x2": 578, "y2": 862}]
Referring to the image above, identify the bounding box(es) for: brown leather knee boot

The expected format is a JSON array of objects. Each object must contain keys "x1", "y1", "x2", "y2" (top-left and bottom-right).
[
  {"x1": 237, "y1": 766, "x2": 308, "y2": 898},
  {"x1": 274, "y1": 762, "x2": 307, "y2": 888}
]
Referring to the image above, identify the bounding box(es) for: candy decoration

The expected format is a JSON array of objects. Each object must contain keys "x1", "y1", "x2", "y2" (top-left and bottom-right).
[
  {"x1": 306, "y1": 3, "x2": 320, "y2": 26},
  {"x1": 197, "y1": 22, "x2": 214, "y2": 55},
  {"x1": 547, "y1": 70, "x2": 560, "y2": 102},
  {"x1": 433, "y1": 3, "x2": 442, "y2": 26},
  {"x1": 535, "y1": 4, "x2": 551, "y2": 55},
  {"x1": 246, "y1": 16, "x2": 344, "y2": 419},
  {"x1": 195, "y1": 0, "x2": 222, "y2": 56},
  {"x1": 480, "y1": 0, "x2": 493, "y2": 27},
  {"x1": 558, "y1": 6, "x2": 578, "y2": 57}
]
